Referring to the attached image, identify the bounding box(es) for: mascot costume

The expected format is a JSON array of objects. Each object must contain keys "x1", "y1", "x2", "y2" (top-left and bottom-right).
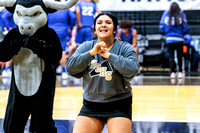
[{"x1": 0, "y1": 0, "x2": 78, "y2": 132}]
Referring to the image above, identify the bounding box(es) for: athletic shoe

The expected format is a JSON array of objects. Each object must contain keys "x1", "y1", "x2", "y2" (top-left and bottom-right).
[
  {"x1": 170, "y1": 78, "x2": 176, "y2": 85},
  {"x1": 177, "y1": 72, "x2": 184, "y2": 78},
  {"x1": 62, "y1": 72, "x2": 68, "y2": 80},
  {"x1": 56, "y1": 65, "x2": 62, "y2": 74},
  {"x1": 2, "y1": 69, "x2": 12, "y2": 77},
  {"x1": 62, "y1": 79, "x2": 68, "y2": 87},
  {"x1": 170, "y1": 72, "x2": 176, "y2": 78}
]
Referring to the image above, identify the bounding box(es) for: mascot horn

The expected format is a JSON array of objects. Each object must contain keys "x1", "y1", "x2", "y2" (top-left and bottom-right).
[{"x1": 0, "y1": 0, "x2": 78, "y2": 132}]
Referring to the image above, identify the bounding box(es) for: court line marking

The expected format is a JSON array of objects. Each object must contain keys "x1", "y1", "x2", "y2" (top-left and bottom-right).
[
  {"x1": 138, "y1": 76, "x2": 200, "y2": 79},
  {"x1": 0, "y1": 97, "x2": 8, "y2": 102}
]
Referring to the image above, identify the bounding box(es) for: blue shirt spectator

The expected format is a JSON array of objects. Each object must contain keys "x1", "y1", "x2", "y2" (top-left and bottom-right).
[{"x1": 159, "y1": 2, "x2": 190, "y2": 78}]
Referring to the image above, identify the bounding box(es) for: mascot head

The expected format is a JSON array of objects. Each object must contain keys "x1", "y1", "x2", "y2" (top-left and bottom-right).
[{"x1": 0, "y1": 0, "x2": 78, "y2": 36}]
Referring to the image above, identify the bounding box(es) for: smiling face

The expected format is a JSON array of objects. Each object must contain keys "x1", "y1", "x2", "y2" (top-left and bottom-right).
[{"x1": 95, "y1": 15, "x2": 115, "y2": 40}]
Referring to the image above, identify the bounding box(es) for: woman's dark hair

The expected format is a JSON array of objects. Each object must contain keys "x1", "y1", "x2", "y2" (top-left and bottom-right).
[
  {"x1": 94, "y1": 12, "x2": 118, "y2": 36},
  {"x1": 169, "y1": 2, "x2": 184, "y2": 25}
]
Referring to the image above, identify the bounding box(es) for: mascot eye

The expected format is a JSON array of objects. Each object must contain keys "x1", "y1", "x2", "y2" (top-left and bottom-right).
[
  {"x1": 17, "y1": 11, "x2": 23, "y2": 17},
  {"x1": 32, "y1": 11, "x2": 41, "y2": 17}
]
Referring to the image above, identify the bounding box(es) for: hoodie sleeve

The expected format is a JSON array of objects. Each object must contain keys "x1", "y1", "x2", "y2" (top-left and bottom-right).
[
  {"x1": 108, "y1": 41, "x2": 139, "y2": 81},
  {"x1": 65, "y1": 41, "x2": 94, "y2": 78},
  {"x1": 159, "y1": 10, "x2": 168, "y2": 34}
]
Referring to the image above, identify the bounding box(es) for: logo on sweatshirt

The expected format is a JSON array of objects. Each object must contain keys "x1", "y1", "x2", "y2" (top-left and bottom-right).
[{"x1": 89, "y1": 60, "x2": 113, "y2": 81}]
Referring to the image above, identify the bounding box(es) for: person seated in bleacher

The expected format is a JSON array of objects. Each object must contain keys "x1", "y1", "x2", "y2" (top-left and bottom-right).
[
  {"x1": 183, "y1": 34, "x2": 198, "y2": 72},
  {"x1": 117, "y1": 19, "x2": 138, "y2": 58}
]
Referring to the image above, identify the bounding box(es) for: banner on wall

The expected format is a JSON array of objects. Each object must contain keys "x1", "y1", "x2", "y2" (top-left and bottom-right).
[{"x1": 96, "y1": 0, "x2": 200, "y2": 11}]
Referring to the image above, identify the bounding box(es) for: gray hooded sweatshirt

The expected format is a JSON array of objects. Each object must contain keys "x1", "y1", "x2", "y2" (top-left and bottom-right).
[{"x1": 65, "y1": 39, "x2": 139, "y2": 102}]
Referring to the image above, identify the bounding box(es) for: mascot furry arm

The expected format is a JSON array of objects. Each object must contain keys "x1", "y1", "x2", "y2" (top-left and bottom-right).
[{"x1": 0, "y1": 0, "x2": 78, "y2": 133}]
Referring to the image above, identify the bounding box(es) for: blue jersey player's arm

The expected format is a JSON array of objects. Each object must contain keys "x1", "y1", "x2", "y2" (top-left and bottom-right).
[{"x1": 75, "y1": 2, "x2": 82, "y2": 28}]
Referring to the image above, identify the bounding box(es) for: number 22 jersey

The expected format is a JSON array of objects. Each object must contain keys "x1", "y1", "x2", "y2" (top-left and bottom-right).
[{"x1": 76, "y1": 1, "x2": 98, "y2": 27}]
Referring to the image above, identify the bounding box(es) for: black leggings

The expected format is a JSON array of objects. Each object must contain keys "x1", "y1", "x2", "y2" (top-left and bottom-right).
[{"x1": 167, "y1": 42, "x2": 183, "y2": 73}]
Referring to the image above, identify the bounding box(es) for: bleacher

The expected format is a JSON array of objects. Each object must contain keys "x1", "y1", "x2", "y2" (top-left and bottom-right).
[
  {"x1": 111, "y1": 10, "x2": 200, "y2": 72},
  {"x1": 111, "y1": 10, "x2": 200, "y2": 35}
]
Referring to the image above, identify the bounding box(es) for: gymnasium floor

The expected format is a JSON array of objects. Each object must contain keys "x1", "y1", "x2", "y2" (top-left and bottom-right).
[{"x1": 0, "y1": 70, "x2": 200, "y2": 133}]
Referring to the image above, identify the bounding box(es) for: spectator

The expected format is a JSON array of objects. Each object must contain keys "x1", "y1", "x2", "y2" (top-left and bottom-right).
[
  {"x1": 183, "y1": 34, "x2": 198, "y2": 72},
  {"x1": 159, "y1": 2, "x2": 189, "y2": 78},
  {"x1": 117, "y1": 19, "x2": 138, "y2": 58}
]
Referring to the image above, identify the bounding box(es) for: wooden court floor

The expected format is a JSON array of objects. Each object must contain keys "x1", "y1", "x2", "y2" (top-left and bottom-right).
[
  {"x1": 1, "y1": 85, "x2": 200, "y2": 122},
  {"x1": 0, "y1": 75, "x2": 200, "y2": 132}
]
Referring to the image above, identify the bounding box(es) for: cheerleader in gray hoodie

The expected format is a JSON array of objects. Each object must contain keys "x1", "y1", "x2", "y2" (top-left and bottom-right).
[{"x1": 66, "y1": 12, "x2": 139, "y2": 133}]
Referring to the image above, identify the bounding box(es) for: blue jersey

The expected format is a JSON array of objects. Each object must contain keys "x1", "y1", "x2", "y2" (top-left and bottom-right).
[
  {"x1": 48, "y1": 10, "x2": 76, "y2": 51},
  {"x1": 75, "y1": 1, "x2": 97, "y2": 27},
  {"x1": 159, "y1": 10, "x2": 189, "y2": 44},
  {"x1": 184, "y1": 34, "x2": 193, "y2": 47},
  {"x1": 48, "y1": 10, "x2": 76, "y2": 38},
  {"x1": 0, "y1": 11, "x2": 5, "y2": 28},
  {"x1": 1, "y1": 9, "x2": 16, "y2": 29},
  {"x1": 0, "y1": 11, "x2": 5, "y2": 33},
  {"x1": 120, "y1": 28, "x2": 134, "y2": 44}
]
